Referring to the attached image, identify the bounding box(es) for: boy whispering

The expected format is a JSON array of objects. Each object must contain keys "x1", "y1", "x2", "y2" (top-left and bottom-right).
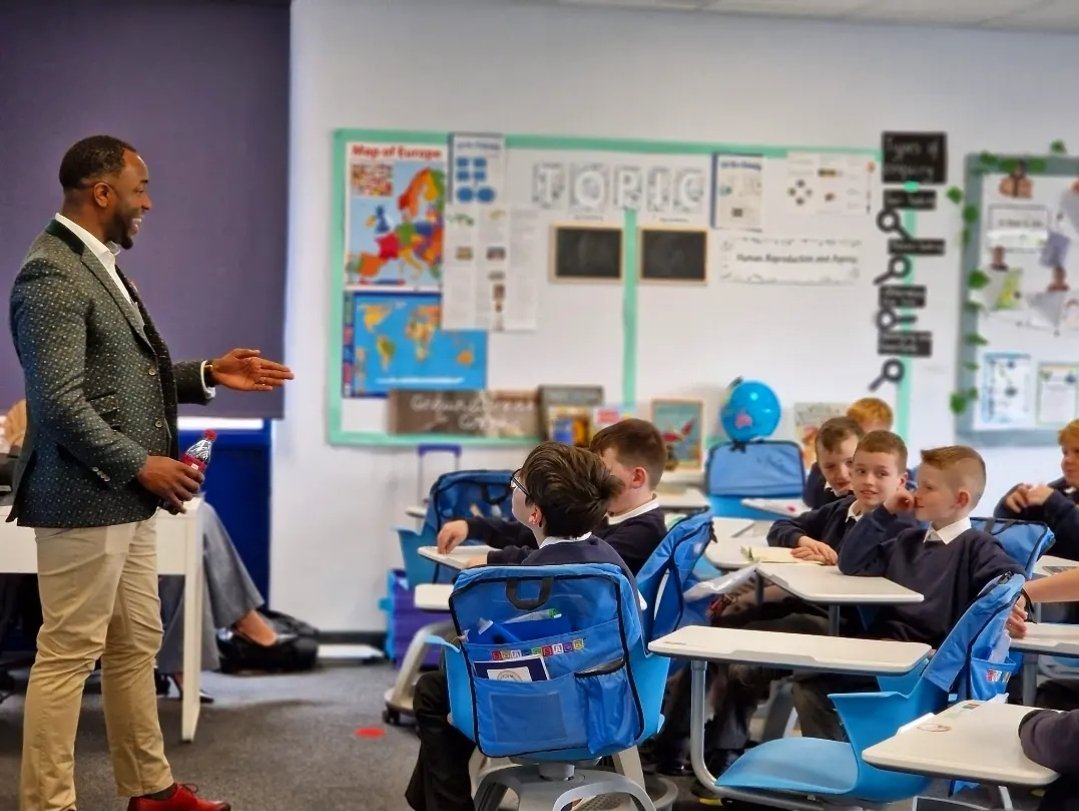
[
  {"x1": 794, "y1": 445, "x2": 1023, "y2": 741},
  {"x1": 436, "y1": 418, "x2": 668, "y2": 574}
]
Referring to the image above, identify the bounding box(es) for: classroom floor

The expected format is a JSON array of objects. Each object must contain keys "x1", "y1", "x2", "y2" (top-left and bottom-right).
[{"x1": 0, "y1": 661, "x2": 1047, "y2": 811}]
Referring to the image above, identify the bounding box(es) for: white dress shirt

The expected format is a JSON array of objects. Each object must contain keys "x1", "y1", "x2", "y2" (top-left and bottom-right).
[
  {"x1": 54, "y1": 213, "x2": 132, "y2": 305},
  {"x1": 608, "y1": 496, "x2": 660, "y2": 525},
  {"x1": 926, "y1": 516, "x2": 972, "y2": 545}
]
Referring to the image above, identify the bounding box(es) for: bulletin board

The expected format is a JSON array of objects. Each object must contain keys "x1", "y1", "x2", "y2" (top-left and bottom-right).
[
  {"x1": 328, "y1": 129, "x2": 908, "y2": 447},
  {"x1": 956, "y1": 153, "x2": 1079, "y2": 446}
]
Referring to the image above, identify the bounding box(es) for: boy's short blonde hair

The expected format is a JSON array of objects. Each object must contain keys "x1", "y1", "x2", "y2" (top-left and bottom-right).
[
  {"x1": 847, "y1": 397, "x2": 894, "y2": 431},
  {"x1": 1059, "y1": 419, "x2": 1079, "y2": 446},
  {"x1": 920, "y1": 446, "x2": 987, "y2": 506},
  {"x1": 856, "y1": 430, "x2": 908, "y2": 472}
]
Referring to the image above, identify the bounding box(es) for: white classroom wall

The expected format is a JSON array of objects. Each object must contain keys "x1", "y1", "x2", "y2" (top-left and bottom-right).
[{"x1": 278, "y1": 0, "x2": 1079, "y2": 631}]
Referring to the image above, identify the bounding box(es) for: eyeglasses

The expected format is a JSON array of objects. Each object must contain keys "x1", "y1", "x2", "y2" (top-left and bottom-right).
[{"x1": 511, "y1": 468, "x2": 529, "y2": 498}]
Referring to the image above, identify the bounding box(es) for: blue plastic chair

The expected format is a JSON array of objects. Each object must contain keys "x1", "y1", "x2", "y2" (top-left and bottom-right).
[
  {"x1": 397, "y1": 469, "x2": 516, "y2": 588},
  {"x1": 706, "y1": 441, "x2": 805, "y2": 519},
  {"x1": 636, "y1": 510, "x2": 716, "y2": 644},
  {"x1": 711, "y1": 573, "x2": 1025, "y2": 807},
  {"x1": 439, "y1": 563, "x2": 670, "y2": 811}
]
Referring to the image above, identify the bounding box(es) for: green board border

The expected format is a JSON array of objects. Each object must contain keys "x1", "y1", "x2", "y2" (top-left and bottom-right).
[
  {"x1": 955, "y1": 153, "x2": 1079, "y2": 447},
  {"x1": 328, "y1": 128, "x2": 885, "y2": 447}
]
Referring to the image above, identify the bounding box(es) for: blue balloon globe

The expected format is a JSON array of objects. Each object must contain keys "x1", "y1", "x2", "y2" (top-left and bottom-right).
[{"x1": 720, "y1": 379, "x2": 781, "y2": 442}]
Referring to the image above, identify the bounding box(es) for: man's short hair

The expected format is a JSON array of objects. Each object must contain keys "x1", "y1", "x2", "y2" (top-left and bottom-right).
[
  {"x1": 920, "y1": 445, "x2": 987, "y2": 506},
  {"x1": 521, "y1": 441, "x2": 624, "y2": 538},
  {"x1": 59, "y1": 135, "x2": 136, "y2": 191},
  {"x1": 856, "y1": 430, "x2": 908, "y2": 472},
  {"x1": 589, "y1": 418, "x2": 667, "y2": 489},
  {"x1": 815, "y1": 416, "x2": 865, "y2": 454}
]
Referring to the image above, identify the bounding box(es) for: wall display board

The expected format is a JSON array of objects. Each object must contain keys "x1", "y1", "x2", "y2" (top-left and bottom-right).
[{"x1": 956, "y1": 154, "x2": 1079, "y2": 445}]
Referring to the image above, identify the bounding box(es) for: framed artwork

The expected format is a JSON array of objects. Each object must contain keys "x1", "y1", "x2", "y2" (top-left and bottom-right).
[{"x1": 651, "y1": 398, "x2": 705, "y2": 473}]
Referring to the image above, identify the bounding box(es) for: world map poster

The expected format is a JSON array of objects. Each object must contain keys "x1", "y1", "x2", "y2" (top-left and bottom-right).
[{"x1": 342, "y1": 292, "x2": 487, "y2": 397}]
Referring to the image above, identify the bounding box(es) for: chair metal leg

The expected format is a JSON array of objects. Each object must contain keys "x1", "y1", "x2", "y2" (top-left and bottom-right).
[
  {"x1": 474, "y1": 765, "x2": 657, "y2": 811},
  {"x1": 382, "y1": 619, "x2": 453, "y2": 720}
]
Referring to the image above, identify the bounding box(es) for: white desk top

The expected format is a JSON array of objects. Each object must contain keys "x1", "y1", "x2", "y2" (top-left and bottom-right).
[
  {"x1": 758, "y1": 562, "x2": 923, "y2": 606},
  {"x1": 414, "y1": 583, "x2": 453, "y2": 612},
  {"x1": 656, "y1": 487, "x2": 710, "y2": 510},
  {"x1": 863, "y1": 701, "x2": 1058, "y2": 787},
  {"x1": 1012, "y1": 622, "x2": 1079, "y2": 657},
  {"x1": 406, "y1": 505, "x2": 427, "y2": 520},
  {"x1": 419, "y1": 545, "x2": 497, "y2": 571},
  {"x1": 741, "y1": 497, "x2": 809, "y2": 517},
  {"x1": 1035, "y1": 553, "x2": 1078, "y2": 578},
  {"x1": 705, "y1": 518, "x2": 773, "y2": 570},
  {"x1": 648, "y1": 625, "x2": 929, "y2": 675}
]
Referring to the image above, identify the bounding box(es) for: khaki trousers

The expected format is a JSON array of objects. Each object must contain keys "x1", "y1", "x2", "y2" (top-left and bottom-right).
[{"x1": 20, "y1": 519, "x2": 173, "y2": 811}]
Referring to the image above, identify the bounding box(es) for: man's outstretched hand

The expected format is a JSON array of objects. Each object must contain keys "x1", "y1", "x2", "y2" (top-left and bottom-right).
[{"x1": 212, "y1": 348, "x2": 294, "y2": 392}]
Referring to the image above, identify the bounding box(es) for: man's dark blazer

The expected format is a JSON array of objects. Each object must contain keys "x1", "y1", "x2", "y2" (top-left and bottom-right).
[{"x1": 8, "y1": 219, "x2": 210, "y2": 528}]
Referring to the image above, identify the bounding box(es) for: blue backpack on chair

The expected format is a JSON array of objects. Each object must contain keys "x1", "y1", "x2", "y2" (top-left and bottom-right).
[
  {"x1": 636, "y1": 510, "x2": 715, "y2": 644},
  {"x1": 970, "y1": 516, "x2": 1054, "y2": 578},
  {"x1": 706, "y1": 441, "x2": 805, "y2": 519},
  {"x1": 397, "y1": 469, "x2": 516, "y2": 588},
  {"x1": 438, "y1": 563, "x2": 670, "y2": 811}
]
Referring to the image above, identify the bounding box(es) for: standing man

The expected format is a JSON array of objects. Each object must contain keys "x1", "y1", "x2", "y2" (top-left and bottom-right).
[{"x1": 9, "y1": 135, "x2": 293, "y2": 811}]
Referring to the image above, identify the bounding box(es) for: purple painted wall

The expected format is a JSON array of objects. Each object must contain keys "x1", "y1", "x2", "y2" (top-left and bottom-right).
[{"x1": 0, "y1": 0, "x2": 289, "y2": 418}]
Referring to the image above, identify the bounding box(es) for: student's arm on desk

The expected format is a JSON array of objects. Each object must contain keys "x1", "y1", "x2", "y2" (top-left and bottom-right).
[
  {"x1": 1020, "y1": 708, "x2": 1079, "y2": 776},
  {"x1": 767, "y1": 504, "x2": 830, "y2": 549},
  {"x1": 464, "y1": 517, "x2": 536, "y2": 550},
  {"x1": 838, "y1": 506, "x2": 899, "y2": 576}
]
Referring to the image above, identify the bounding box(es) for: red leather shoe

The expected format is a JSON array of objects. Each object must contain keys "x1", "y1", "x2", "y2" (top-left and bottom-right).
[{"x1": 127, "y1": 784, "x2": 230, "y2": 811}]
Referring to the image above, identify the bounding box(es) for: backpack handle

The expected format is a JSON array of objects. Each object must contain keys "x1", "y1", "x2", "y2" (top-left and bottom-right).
[{"x1": 506, "y1": 578, "x2": 553, "y2": 610}]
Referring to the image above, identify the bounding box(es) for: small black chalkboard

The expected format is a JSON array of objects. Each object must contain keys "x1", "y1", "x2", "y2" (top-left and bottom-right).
[
  {"x1": 882, "y1": 132, "x2": 947, "y2": 185},
  {"x1": 551, "y1": 224, "x2": 622, "y2": 282},
  {"x1": 878, "y1": 330, "x2": 933, "y2": 358},
  {"x1": 639, "y1": 227, "x2": 708, "y2": 283}
]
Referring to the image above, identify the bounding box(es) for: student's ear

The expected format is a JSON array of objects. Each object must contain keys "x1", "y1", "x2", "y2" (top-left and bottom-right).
[
  {"x1": 956, "y1": 489, "x2": 972, "y2": 510},
  {"x1": 528, "y1": 505, "x2": 544, "y2": 527},
  {"x1": 632, "y1": 465, "x2": 648, "y2": 489}
]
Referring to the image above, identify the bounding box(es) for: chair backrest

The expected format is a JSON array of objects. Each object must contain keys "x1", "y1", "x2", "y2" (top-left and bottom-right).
[
  {"x1": 921, "y1": 571, "x2": 1025, "y2": 702},
  {"x1": 423, "y1": 469, "x2": 514, "y2": 534},
  {"x1": 970, "y1": 516, "x2": 1055, "y2": 578},
  {"x1": 706, "y1": 441, "x2": 804, "y2": 517},
  {"x1": 444, "y1": 563, "x2": 663, "y2": 759},
  {"x1": 635, "y1": 510, "x2": 715, "y2": 643}
]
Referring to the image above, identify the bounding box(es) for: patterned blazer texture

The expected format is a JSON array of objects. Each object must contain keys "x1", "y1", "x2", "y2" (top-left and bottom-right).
[{"x1": 7, "y1": 219, "x2": 211, "y2": 528}]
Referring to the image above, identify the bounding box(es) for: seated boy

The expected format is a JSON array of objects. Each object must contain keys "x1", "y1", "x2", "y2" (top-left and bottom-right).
[
  {"x1": 995, "y1": 418, "x2": 1079, "y2": 560},
  {"x1": 653, "y1": 432, "x2": 916, "y2": 775},
  {"x1": 804, "y1": 398, "x2": 893, "y2": 508},
  {"x1": 406, "y1": 441, "x2": 635, "y2": 811},
  {"x1": 436, "y1": 418, "x2": 668, "y2": 574},
  {"x1": 798, "y1": 416, "x2": 865, "y2": 510},
  {"x1": 793, "y1": 446, "x2": 1024, "y2": 741},
  {"x1": 1011, "y1": 569, "x2": 1079, "y2": 808}
]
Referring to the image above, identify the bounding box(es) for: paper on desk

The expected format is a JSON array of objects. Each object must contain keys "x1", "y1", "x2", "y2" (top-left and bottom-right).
[
  {"x1": 742, "y1": 547, "x2": 821, "y2": 564},
  {"x1": 683, "y1": 565, "x2": 758, "y2": 601}
]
